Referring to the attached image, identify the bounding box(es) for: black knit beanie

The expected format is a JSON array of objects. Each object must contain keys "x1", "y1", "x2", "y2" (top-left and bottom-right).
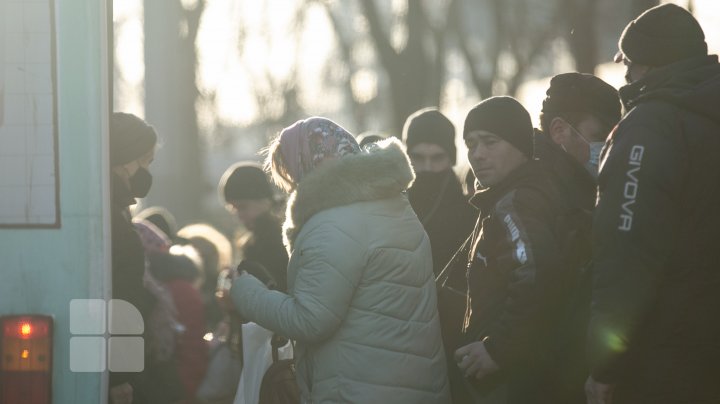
[
  {"x1": 463, "y1": 97, "x2": 534, "y2": 158},
  {"x1": 219, "y1": 162, "x2": 274, "y2": 203},
  {"x1": 110, "y1": 112, "x2": 157, "y2": 166},
  {"x1": 618, "y1": 3, "x2": 707, "y2": 67},
  {"x1": 542, "y1": 72, "x2": 621, "y2": 131},
  {"x1": 402, "y1": 108, "x2": 457, "y2": 165}
]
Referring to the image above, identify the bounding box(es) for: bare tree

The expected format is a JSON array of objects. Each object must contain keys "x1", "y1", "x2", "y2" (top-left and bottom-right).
[
  {"x1": 563, "y1": 0, "x2": 601, "y2": 73},
  {"x1": 317, "y1": 0, "x2": 576, "y2": 134},
  {"x1": 143, "y1": 0, "x2": 207, "y2": 224}
]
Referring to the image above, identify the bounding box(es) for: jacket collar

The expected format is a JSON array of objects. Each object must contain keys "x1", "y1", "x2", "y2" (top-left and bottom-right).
[
  {"x1": 469, "y1": 160, "x2": 541, "y2": 215},
  {"x1": 619, "y1": 55, "x2": 718, "y2": 110},
  {"x1": 533, "y1": 130, "x2": 596, "y2": 211},
  {"x1": 283, "y1": 137, "x2": 415, "y2": 251}
]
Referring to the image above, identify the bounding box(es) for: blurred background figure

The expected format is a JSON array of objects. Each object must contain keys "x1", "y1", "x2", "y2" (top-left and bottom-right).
[
  {"x1": 133, "y1": 219, "x2": 186, "y2": 404},
  {"x1": 177, "y1": 223, "x2": 234, "y2": 330},
  {"x1": 147, "y1": 245, "x2": 209, "y2": 404},
  {"x1": 218, "y1": 162, "x2": 288, "y2": 293},
  {"x1": 135, "y1": 206, "x2": 180, "y2": 242},
  {"x1": 356, "y1": 130, "x2": 387, "y2": 149}
]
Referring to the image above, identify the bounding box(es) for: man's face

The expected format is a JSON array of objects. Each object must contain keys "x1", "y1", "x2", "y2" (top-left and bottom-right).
[
  {"x1": 465, "y1": 130, "x2": 528, "y2": 188},
  {"x1": 551, "y1": 115, "x2": 607, "y2": 165},
  {"x1": 408, "y1": 143, "x2": 452, "y2": 173}
]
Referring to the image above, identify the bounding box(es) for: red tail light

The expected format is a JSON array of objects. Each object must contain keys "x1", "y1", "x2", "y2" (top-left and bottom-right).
[{"x1": 0, "y1": 315, "x2": 53, "y2": 404}]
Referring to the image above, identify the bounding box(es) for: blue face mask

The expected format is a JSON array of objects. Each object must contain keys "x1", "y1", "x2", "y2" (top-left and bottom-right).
[
  {"x1": 567, "y1": 122, "x2": 604, "y2": 179},
  {"x1": 585, "y1": 142, "x2": 604, "y2": 179}
]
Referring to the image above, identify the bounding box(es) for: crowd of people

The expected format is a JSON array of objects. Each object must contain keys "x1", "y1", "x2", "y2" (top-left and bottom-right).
[{"x1": 107, "y1": 4, "x2": 720, "y2": 404}]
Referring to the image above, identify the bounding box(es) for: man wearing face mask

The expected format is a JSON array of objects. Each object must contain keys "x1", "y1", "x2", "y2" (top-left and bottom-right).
[
  {"x1": 536, "y1": 72, "x2": 621, "y2": 210},
  {"x1": 403, "y1": 108, "x2": 476, "y2": 367},
  {"x1": 404, "y1": 108, "x2": 475, "y2": 274},
  {"x1": 585, "y1": 4, "x2": 720, "y2": 404},
  {"x1": 109, "y1": 112, "x2": 158, "y2": 404},
  {"x1": 531, "y1": 73, "x2": 621, "y2": 403}
]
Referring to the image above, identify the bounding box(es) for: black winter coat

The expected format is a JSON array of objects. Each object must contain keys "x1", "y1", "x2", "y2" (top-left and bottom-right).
[
  {"x1": 587, "y1": 55, "x2": 720, "y2": 403},
  {"x1": 409, "y1": 169, "x2": 476, "y2": 365},
  {"x1": 534, "y1": 130, "x2": 597, "y2": 213},
  {"x1": 109, "y1": 174, "x2": 154, "y2": 400},
  {"x1": 242, "y1": 212, "x2": 289, "y2": 293},
  {"x1": 408, "y1": 169, "x2": 477, "y2": 275},
  {"x1": 457, "y1": 161, "x2": 587, "y2": 404}
]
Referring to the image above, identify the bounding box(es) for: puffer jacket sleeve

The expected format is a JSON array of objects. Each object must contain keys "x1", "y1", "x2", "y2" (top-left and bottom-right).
[
  {"x1": 231, "y1": 218, "x2": 366, "y2": 343},
  {"x1": 481, "y1": 189, "x2": 564, "y2": 369},
  {"x1": 587, "y1": 110, "x2": 685, "y2": 382}
]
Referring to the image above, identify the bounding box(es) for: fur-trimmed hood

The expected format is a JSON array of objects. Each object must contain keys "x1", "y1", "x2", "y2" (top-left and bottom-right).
[{"x1": 283, "y1": 137, "x2": 415, "y2": 250}]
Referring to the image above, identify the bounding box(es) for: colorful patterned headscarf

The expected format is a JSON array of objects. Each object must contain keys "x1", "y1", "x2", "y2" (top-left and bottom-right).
[{"x1": 279, "y1": 117, "x2": 360, "y2": 184}]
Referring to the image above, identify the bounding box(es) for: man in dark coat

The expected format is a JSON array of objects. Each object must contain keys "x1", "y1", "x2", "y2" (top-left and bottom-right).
[
  {"x1": 533, "y1": 73, "x2": 622, "y2": 403},
  {"x1": 585, "y1": 4, "x2": 720, "y2": 403},
  {"x1": 219, "y1": 162, "x2": 289, "y2": 292},
  {"x1": 452, "y1": 97, "x2": 583, "y2": 403},
  {"x1": 402, "y1": 108, "x2": 476, "y2": 365},
  {"x1": 403, "y1": 107, "x2": 476, "y2": 274},
  {"x1": 109, "y1": 112, "x2": 158, "y2": 404}
]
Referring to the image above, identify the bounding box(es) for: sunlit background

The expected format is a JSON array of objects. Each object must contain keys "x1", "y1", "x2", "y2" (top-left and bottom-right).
[{"x1": 112, "y1": 0, "x2": 720, "y2": 234}]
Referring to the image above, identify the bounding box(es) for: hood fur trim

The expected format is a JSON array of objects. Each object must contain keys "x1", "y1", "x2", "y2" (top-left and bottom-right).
[{"x1": 283, "y1": 137, "x2": 415, "y2": 251}]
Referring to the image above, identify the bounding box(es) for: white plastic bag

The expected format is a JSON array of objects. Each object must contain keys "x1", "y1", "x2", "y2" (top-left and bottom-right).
[{"x1": 233, "y1": 323, "x2": 293, "y2": 404}]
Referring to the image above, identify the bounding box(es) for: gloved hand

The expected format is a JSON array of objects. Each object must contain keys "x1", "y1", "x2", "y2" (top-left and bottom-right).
[{"x1": 236, "y1": 260, "x2": 278, "y2": 290}]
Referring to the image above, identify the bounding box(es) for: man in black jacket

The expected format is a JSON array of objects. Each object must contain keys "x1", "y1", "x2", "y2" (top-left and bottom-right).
[
  {"x1": 402, "y1": 108, "x2": 477, "y2": 364},
  {"x1": 585, "y1": 4, "x2": 720, "y2": 403},
  {"x1": 453, "y1": 97, "x2": 582, "y2": 403},
  {"x1": 403, "y1": 107, "x2": 476, "y2": 275},
  {"x1": 219, "y1": 162, "x2": 289, "y2": 292},
  {"x1": 533, "y1": 73, "x2": 622, "y2": 403}
]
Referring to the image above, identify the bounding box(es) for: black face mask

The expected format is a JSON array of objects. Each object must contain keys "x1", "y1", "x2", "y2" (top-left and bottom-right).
[
  {"x1": 129, "y1": 167, "x2": 153, "y2": 198},
  {"x1": 408, "y1": 169, "x2": 453, "y2": 219}
]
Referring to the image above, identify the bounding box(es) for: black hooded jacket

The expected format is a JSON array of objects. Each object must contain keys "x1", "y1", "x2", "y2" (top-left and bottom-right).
[{"x1": 587, "y1": 55, "x2": 720, "y2": 403}]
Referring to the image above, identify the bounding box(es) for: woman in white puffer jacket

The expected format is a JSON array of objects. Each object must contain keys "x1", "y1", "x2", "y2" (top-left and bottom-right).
[{"x1": 231, "y1": 117, "x2": 450, "y2": 404}]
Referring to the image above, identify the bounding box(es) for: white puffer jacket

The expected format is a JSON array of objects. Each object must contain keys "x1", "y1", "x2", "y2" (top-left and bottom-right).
[{"x1": 231, "y1": 138, "x2": 450, "y2": 403}]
